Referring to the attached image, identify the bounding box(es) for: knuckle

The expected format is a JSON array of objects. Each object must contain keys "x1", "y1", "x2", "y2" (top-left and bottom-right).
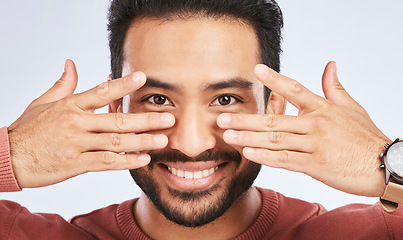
[
  {"x1": 264, "y1": 114, "x2": 276, "y2": 129},
  {"x1": 278, "y1": 151, "x2": 289, "y2": 166},
  {"x1": 358, "y1": 106, "x2": 369, "y2": 116},
  {"x1": 96, "y1": 82, "x2": 111, "y2": 100},
  {"x1": 66, "y1": 111, "x2": 80, "y2": 122},
  {"x1": 61, "y1": 148, "x2": 79, "y2": 162},
  {"x1": 312, "y1": 145, "x2": 331, "y2": 161},
  {"x1": 53, "y1": 79, "x2": 64, "y2": 88},
  {"x1": 101, "y1": 152, "x2": 116, "y2": 167},
  {"x1": 114, "y1": 113, "x2": 127, "y2": 131},
  {"x1": 64, "y1": 131, "x2": 79, "y2": 141},
  {"x1": 290, "y1": 80, "x2": 303, "y2": 95},
  {"x1": 111, "y1": 133, "x2": 122, "y2": 147},
  {"x1": 29, "y1": 98, "x2": 40, "y2": 108},
  {"x1": 313, "y1": 115, "x2": 329, "y2": 128},
  {"x1": 59, "y1": 111, "x2": 81, "y2": 127},
  {"x1": 312, "y1": 151, "x2": 328, "y2": 166},
  {"x1": 62, "y1": 96, "x2": 76, "y2": 107},
  {"x1": 268, "y1": 132, "x2": 282, "y2": 144},
  {"x1": 333, "y1": 80, "x2": 346, "y2": 92}
]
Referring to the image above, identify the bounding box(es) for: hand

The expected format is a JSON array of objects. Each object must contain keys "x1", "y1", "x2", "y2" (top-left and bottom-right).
[
  {"x1": 8, "y1": 60, "x2": 175, "y2": 188},
  {"x1": 218, "y1": 62, "x2": 390, "y2": 197}
]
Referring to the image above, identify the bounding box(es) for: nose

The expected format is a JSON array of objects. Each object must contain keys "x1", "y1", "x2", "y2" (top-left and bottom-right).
[{"x1": 168, "y1": 106, "x2": 216, "y2": 157}]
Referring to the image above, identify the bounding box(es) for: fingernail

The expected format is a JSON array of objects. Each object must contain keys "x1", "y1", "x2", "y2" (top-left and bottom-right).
[
  {"x1": 64, "y1": 60, "x2": 68, "y2": 72},
  {"x1": 153, "y1": 134, "x2": 167, "y2": 146},
  {"x1": 244, "y1": 147, "x2": 256, "y2": 156},
  {"x1": 219, "y1": 113, "x2": 232, "y2": 125},
  {"x1": 137, "y1": 154, "x2": 150, "y2": 163},
  {"x1": 226, "y1": 130, "x2": 238, "y2": 141},
  {"x1": 132, "y1": 72, "x2": 144, "y2": 83},
  {"x1": 161, "y1": 113, "x2": 174, "y2": 124},
  {"x1": 333, "y1": 62, "x2": 338, "y2": 77},
  {"x1": 255, "y1": 64, "x2": 269, "y2": 78}
]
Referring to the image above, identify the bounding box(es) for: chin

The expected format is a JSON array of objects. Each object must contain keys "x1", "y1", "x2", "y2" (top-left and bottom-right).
[{"x1": 130, "y1": 160, "x2": 261, "y2": 227}]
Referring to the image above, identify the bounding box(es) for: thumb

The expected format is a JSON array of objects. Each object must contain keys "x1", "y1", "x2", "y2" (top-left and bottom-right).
[
  {"x1": 29, "y1": 59, "x2": 78, "y2": 108},
  {"x1": 322, "y1": 61, "x2": 361, "y2": 109}
]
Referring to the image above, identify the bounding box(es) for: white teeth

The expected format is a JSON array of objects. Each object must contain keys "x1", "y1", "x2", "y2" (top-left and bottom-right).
[
  {"x1": 177, "y1": 169, "x2": 184, "y2": 178},
  {"x1": 184, "y1": 171, "x2": 193, "y2": 179},
  {"x1": 168, "y1": 166, "x2": 218, "y2": 179},
  {"x1": 193, "y1": 171, "x2": 203, "y2": 179}
]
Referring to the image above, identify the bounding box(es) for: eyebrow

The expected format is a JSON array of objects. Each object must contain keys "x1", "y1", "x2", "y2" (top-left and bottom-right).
[
  {"x1": 204, "y1": 78, "x2": 253, "y2": 91},
  {"x1": 143, "y1": 77, "x2": 181, "y2": 92},
  {"x1": 143, "y1": 77, "x2": 253, "y2": 92}
]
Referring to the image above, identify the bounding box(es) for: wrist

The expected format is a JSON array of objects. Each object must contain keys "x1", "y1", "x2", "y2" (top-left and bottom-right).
[{"x1": 379, "y1": 138, "x2": 403, "y2": 211}]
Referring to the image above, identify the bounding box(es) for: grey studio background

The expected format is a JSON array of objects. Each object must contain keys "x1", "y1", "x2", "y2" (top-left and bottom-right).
[{"x1": 1, "y1": 1, "x2": 402, "y2": 220}]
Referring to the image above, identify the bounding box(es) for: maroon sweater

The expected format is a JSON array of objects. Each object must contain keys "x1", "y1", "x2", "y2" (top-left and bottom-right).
[{"x1": 1, "y1": 127, "x2": 402, "y2": 239}]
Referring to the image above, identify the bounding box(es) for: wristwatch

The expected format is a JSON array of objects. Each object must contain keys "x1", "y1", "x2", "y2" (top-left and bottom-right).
[{"x1": 380, "y1": 138, "x2": 403, "y2": 212}]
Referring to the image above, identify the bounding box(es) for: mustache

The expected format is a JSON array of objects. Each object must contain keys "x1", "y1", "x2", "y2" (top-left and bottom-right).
[{"x1": 148, "y1": 148, "x2": 242, "y2": 166}]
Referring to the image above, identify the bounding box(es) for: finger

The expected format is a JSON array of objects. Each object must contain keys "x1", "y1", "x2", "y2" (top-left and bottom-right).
[
  {"x1": 242, "y1": 147, "x2": 311, "y2": 173},
  {"x1": 79, "y1": 151, "x2": 151, "y2": 172},
  {"x1": 255, "y1": 64, "x2": 325, "y2": 113},
  {"x1": 81, "y1": 112, "x2": 175, "y2": 133},
  {"x1": 83, "y1": 133, "x2": 168, "y2": 153},
  {"x1": 223, "y1": 130, "x2": 315, "y2": 153},
  {"x1": 29, "y1": 59, "x2": 78, "y2": 109},
  {"x1": 107, "y1": 74, "x2": 121, "y2": 113},
  {"x1": 73, "y1": 71, "x2": 146, "y2": 110},
  {"x1": 218, "y1": 113, "x2": 312, "y2": 134},
  {"x1": 322, "y1": 61, "x2": 367, "y2": 114}
]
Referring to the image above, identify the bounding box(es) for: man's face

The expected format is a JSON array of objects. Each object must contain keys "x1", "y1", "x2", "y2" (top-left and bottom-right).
[{"x1": 121, "y1": 17, "x2": 266, "y2": 227}]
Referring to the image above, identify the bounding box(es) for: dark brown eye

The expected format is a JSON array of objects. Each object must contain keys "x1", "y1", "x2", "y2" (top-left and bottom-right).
[
  {"x1": 218, "y1": 95, "x2": 231, "y2": 105},
  {"x1": 146, "y1": 94, "x2": 172, "y2": 106},
  {"x1": 153, "y1": 95, "x2": 167, "y2": 105},
  {"x1": 211, "y1": 95, "x2": 239, "y2": 106}
]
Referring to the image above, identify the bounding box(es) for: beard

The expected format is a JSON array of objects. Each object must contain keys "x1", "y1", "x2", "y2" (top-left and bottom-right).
[{"x1": 130, "y1": 147, "x2": 261, "y2": 228}]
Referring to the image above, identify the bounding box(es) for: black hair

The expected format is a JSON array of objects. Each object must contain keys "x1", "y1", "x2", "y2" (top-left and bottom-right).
[{"x1": 108, "y1": 0, "x2": 283, "y2": 103}]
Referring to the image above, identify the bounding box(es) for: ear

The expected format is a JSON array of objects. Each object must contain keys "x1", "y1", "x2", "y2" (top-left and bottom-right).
[
  {"x1": 266, "y1": 91, "x2": 286, "y2": 115},
  {"x1": 107, "y1": 74, "x2": 121, "y2": 113}
]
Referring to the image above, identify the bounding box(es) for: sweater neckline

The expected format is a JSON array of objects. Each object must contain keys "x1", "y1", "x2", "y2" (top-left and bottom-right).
[{"x1": 116, "y1": 187, "x2": 279, "y2": 240}]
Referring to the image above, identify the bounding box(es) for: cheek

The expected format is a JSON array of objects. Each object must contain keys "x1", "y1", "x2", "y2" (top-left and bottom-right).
[{"x1": 239, "y1": 154, "x2": 252, "y2": 169}]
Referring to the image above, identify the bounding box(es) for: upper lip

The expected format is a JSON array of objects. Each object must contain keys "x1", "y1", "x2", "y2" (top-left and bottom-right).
[{"x1": 161, "y1": 160, "x2": 226, "y2": 172}]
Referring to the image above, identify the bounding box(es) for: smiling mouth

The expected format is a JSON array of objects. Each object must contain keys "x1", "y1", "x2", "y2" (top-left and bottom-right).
[
  {"x1": 158, "y1": 161, "x2": 228, "y2": 180},
  {"x1": 167, "y1": 166, "x2": 219, "y2": 179},
  {"x1": 156, "y1": 161, "x2": 229, "y2": 191}
]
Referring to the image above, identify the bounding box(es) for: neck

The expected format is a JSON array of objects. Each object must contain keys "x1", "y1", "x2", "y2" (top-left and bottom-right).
[{"x1": 133, "y1": 186, "x2": 262, "y2": 240}]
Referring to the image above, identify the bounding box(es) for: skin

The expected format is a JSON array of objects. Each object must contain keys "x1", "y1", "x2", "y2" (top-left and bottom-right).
[
  {"x1": 226, "y1": 63, "x2": 390, "y2": 198},
  {"x1": 111, "y1": 16, "x2": 389, "y2": 239},
  {"x1": 7, "y1": 11, "x2": 391, "y2": 240},
  {"x1": 111, "y1": 17, "x2": 266, "y2": 239},
  {"x1": 8, "y1": 62, "x2": 175, "y2": 188}
]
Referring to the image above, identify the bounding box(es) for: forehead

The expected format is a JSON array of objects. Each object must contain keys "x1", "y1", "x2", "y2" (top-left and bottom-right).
[{"x1": 122, "y1": 16, "x2": 261, "y2": 89}]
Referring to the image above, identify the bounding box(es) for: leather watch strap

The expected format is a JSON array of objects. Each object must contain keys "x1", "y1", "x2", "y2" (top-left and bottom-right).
[
  {"x1": 382, "y1": 181, "x2": 403, "y2": 203},
  {"x1": 380, "y1": 181, "x2": 403, "y2": 212}
]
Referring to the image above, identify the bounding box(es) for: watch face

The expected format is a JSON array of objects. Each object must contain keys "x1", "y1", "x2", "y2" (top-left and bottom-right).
[{"x1": 385, "y1": 141, "x2": 403, "y2": 178}]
